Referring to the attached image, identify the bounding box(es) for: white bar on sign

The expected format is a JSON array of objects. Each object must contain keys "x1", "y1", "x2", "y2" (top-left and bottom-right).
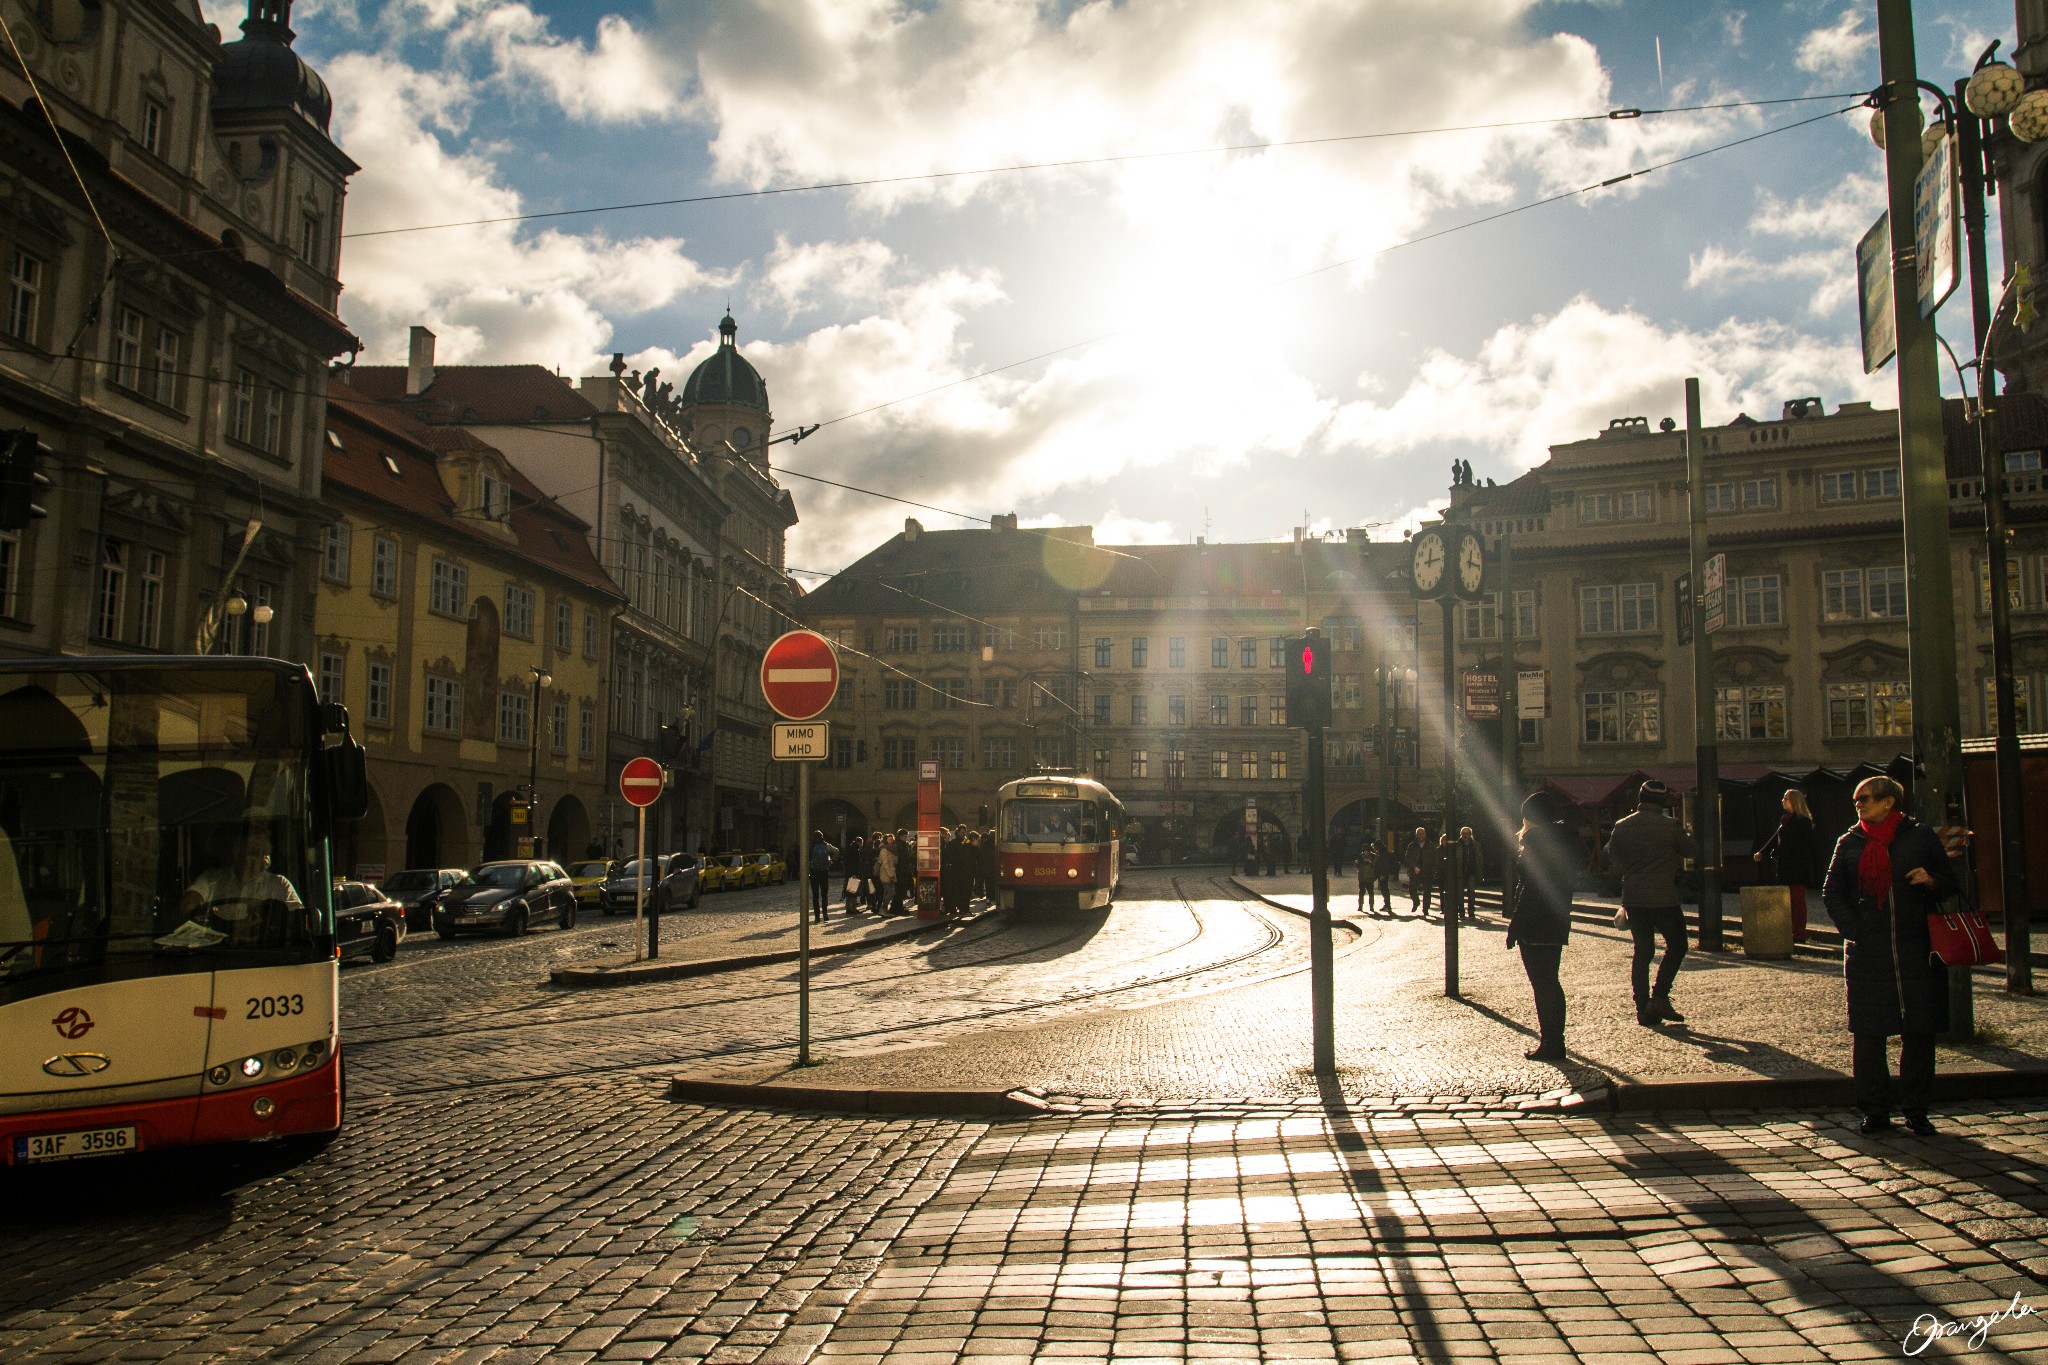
[{"x1": 767, "y1": 668, "x2": 833, "y2": 682}]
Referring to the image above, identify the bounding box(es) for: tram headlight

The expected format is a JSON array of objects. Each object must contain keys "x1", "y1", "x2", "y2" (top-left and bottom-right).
[
  {"x1": 240, "y1": 1056, "x2": 264, "y2": 1078},
  {"x1": 1067, "y1": 868, "x2": 1079, "y2": 879},
  {"x1": 1013, "y1": 866, "x2": 1024, "y2": 878}
]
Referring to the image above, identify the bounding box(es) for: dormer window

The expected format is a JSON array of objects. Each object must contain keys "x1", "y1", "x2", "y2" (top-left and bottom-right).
[{"x1": 478, "y1": 466, "x2": 507, "y2": 520}]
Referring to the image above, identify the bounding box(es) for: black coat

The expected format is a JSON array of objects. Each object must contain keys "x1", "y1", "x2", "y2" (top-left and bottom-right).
[
  {"x1": 1508, "y1": 820, "x2": 1575, "y2": 948},
  {"x1": 1820, "y1": 816, "x2": 1958, "y2": 1037},
  {"x1": 1756, "y1": 812, "x2": 1817, "y2": 886}
]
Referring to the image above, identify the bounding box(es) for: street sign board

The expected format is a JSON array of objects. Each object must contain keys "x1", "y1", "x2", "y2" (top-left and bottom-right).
[
  {"x1": 759, "y1": 629, "x2": 840, "y2": 721},
  {"x1": 1857, "y1": 213, "x2": 1895, "y2": 373},
  {"x1": 1703, "y1": 551, "x2": 1727, "y2": 635},
  {"x1": 1462, "y1": 672, "x2": 1500, "y2": 721},
  {"x1": 619, "y1": 755, "x2": 666, "y2": 808},
  {"x1": 1517, "y1": 669, "x2": 1547, "y2": 721},
  {"x1": 772, "y1": 721, "x2": 830, "y2": 761},
  {"x1": 1916, "y1": 131, "x2": 1960, "y2": 319},
  {"x1": 1675, "y1": 570, "x2": 1693, "y2": 646},
  {"x1": 1244, "y1": 797, "x2": 1258, "y2": 841}
]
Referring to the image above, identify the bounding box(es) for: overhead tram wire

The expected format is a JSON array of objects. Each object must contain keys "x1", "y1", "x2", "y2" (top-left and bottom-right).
[
  {"x1": 339, "y1": 92, "x2": 1869, "y2": 241},
  {"x1": 725, "y1": 583, "x2": 995, "y2": 709}
]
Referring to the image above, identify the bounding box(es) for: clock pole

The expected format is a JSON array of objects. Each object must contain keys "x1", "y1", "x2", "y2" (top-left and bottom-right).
[{"x1": 1440, "y1": 590, "x2": 1460, "y2": 998}]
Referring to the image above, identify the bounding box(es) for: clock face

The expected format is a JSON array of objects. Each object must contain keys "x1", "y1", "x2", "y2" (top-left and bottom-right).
[
  {"x1": 731, "y1": 426, "x2": 752, "y2": 449},
  {"x1": 1411, "y1": 531, "x2": 1447, "y2": 595},
  {"x1": 1457, "y1": 532, "x2": 1486, "y2": 597}
]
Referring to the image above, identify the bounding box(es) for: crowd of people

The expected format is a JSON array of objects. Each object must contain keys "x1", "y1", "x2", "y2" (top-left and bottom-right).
[
  {"x1": 1345, "y1": 826, "x2": 1480, "y2": 921},
  {"x1": 804, "y1": 824, "x2": 1002, "y2": 922}
]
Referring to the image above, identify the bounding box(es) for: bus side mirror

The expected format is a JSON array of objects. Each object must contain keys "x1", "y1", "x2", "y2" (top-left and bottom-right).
[{"x1": 319, "y1": 702, "x2": 370, "y2": 821}]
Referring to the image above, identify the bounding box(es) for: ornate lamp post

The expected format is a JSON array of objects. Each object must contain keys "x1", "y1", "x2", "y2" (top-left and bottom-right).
[{"x1": 526, "y1": 665, "x2": 551, "y2": 857}]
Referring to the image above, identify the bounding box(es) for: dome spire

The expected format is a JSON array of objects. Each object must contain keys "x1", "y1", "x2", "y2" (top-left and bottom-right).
[
  {"x1": 719, "y1": 311, "x2": 738, "y2": 346},
  {"x1": 242, "y1": 0, "x2": 297, "y2": 42}
]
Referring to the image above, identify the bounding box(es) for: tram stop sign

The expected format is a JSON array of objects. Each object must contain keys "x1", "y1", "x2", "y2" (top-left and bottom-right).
[
  {"x1": 619, "y1": 755, "x2": 666, "y2": 809},
  {"x1": 760, "y1": 629, "x2": 839, "y2": 721}
]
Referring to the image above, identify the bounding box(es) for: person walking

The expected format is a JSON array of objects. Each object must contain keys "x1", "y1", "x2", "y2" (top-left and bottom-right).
[
  {"x1": 1455, "y1": 827, "x2": 1480, "y2": 922},
  {"x1": 1405, "y1": 826, "x2": 1438, "y2": 918},
  {"x1": 1261, "y1": 830, "x2": 1278, "y2": 878},
  {"x1": 873, "y1": 834, "x2": 897, "y2": 914},
  {"x1": 1372, "y1": 836, "x2": 1396, "y2": 915},
  {"x1": 807, "y1": 829, "x2": 834, "y2": 923},
  {"x1": 1605, "y1": 780, "x2": 1700, "y2": 1027},
  {"x1": 1509, "y1": 792, "x2": 1576, "y2": 1062},
  {"x1": 1755, "y1": 787, "x2": 1818, "y2": 944},
  {"x1": 1823, "y1": 776, "x2": 1958, "y2": 1136},
  {"x1": 893, "y1": 830, "x2": 915, "y2": 914}
]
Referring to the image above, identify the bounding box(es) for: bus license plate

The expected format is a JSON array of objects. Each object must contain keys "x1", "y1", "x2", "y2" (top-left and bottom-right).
[{"x1": 13, "y1": 1125, "x2": 138, "y2": 1163}]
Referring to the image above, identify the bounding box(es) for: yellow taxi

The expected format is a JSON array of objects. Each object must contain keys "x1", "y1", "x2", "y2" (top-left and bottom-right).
[
  {"x1": 749, "y1": 851, "x2": 787, "y2": 885},
  {"x1": 566, "y1": 859, "x2": 615, "y2": 908},
  {"x1": 715, "y1": 852, "x2": 758, "y2": 890}
]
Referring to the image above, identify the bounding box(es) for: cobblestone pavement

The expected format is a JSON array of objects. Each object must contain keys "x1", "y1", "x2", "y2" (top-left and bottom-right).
[{"x1": 7, "y1": 872, "x2": 2048, "y2": 1362}]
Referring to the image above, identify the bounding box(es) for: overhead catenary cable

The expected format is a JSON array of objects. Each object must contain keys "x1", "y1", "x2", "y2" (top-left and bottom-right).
[{"x1": 340, "y1": 92, "x2": 1868, "y2": 241}]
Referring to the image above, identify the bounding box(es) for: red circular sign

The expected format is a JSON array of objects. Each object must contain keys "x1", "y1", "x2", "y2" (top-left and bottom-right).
[
  {"x1": 619, "y1": 756, "x2": 667, "y2": 809},
  {"x1": 759, "y1": 630, "x2": 839, "y2": 721}
]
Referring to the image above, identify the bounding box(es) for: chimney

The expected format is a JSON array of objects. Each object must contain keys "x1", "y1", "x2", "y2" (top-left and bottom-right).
[
  {"x1": 992, "y1": 512, "x2": 1018, "y2": 532},
  {"x1": 406, "y1": 326, "x2": 436, "y2": 396},
  {"x1": 903, "y1": 517, "x2": 922, "y2": 540}
]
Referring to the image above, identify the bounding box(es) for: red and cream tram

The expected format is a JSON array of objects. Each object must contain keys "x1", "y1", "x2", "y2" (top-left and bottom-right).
[{"x1": 993, "y1": 774, "x2": 1124, "y2": 911}]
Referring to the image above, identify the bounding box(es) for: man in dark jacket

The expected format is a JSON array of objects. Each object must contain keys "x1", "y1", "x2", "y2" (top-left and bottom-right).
[
  {"x1": 1823, "y1": 776, "x2": 1958, "y2": 1136},
  {"x1": 1404, "y1": 827, "x2": 1440, "y2": 918},
  {"x1": 1510, "y1": 792, "x2": 1576, "y2": 1062},
  {"x1": 807, "y1": 830, "x2": 835, "y2": 923},
  {"x1": 1605, "y1": 780, "x2": 1701, "y2": 1027}
]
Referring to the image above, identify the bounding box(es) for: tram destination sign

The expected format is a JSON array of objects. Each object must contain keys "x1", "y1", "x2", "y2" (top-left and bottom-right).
[
  {"x1": 760, "y1": 629, "x2": 840, "y2": 721},
  {"x1": 772, "y1": 721, "x2": 830, "y2": 761}
]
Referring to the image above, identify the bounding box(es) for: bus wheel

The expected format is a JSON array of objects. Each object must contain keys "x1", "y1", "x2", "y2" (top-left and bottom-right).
[{"x1": 372, "y1": 923, "x2": 399, "y2": 962}]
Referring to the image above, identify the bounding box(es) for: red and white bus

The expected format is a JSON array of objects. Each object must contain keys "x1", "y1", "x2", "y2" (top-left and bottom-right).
[
  {"x1": 0, "y1": 658, "x2": 367, "y2": 1165},
  {"x1": 993, "y1": 773, "x2": 1125, "y2": 911}
]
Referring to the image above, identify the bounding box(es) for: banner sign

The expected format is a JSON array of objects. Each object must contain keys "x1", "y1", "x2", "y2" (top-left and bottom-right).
[
  {"x1": 1517, "y1": 669, "x2": 1547, "y2": 721},
  {"x1": 1463, "y1": 672, "x2": 1500, "y2": 721}
]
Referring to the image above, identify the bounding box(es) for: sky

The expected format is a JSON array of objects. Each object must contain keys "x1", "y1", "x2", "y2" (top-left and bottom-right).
[{"x1": 222, "y1": 0, "x2": 2014, "y2": 574}]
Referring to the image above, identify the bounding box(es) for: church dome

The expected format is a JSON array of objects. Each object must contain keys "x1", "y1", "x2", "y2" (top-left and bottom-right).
[
  {"x1": 212, "y1": 1, "x2": 333, "y2": 133},
  {"x1": 680, "y1": 313, "x2": 768, "y2": 411}
]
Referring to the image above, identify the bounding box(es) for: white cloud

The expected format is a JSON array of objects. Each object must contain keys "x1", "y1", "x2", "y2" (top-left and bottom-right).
[
  {"x1": 1093, "y1": 509, "x2": 1181, "y2": 545},
  {"x1": 449, "y1": 5, "x2": 687, "y2": 122},
  {"x1": 1328, "y1": 297, "x2": 1892, "y2": 470},
  {"x1": 1685, "y1": 246, "x2": 1854, "y2": 318},
  {"x1": 328, "y1": 52, "x2": 725, "y2": 370},
  {"x1": 1796, "y1": 9, "x2": 1876, "y2": 79}
]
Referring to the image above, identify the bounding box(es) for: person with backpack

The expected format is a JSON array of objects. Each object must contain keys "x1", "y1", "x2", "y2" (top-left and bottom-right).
[
  {"x1": 1605, "y1": 780, "x2": 1700, "y2": 1027},
  {"x1": 807, "y1": 829, "x2": 835, "y2": 923}
]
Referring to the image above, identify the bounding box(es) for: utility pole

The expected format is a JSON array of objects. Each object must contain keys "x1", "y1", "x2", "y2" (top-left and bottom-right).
[
  {"x1": 1498, "y1": 534, "x2": 1519, "y2": 906},
  {"x1": 1684, "y1": 380, "x2": 1723, "y2": 952},
  {"x1": 1877, "y1": 0, "x2": 1972, "y2": 1038},
  {"x1": 1440, "y1": 594, "x2": 1461, "y2": 998}
]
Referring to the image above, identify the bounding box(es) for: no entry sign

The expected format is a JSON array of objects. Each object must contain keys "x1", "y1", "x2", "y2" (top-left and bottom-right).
[
  {"x1": 619, "y1": 755, "x2": 666, "y2": 808},
  {"x1": 760, "y1": 629, "x2": 839, "y2": 721}
]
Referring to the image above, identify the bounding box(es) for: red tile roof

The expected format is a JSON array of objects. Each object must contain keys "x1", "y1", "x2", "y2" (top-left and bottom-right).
[{"x1": 347, "y1": 364, "x2": 599, "y2": 424}]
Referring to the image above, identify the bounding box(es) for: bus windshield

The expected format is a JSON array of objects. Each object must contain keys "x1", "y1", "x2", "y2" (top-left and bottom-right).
[
  {"x1": 0, "y1": 665, "x2": 324, "y2": 1008},
  {"x1": 1003, "y1": 800, "x2": 1094, "y2": 845}
]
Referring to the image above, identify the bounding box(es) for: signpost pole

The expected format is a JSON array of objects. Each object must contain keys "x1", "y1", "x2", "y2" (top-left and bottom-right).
[
  {"x1": 1306, "y1": 719, "x2": 1333, "y2": 1075},
  {"x1": 1441, "y1": 596, "x2": 1460, "y2": 998},
  {"x1": 632, "y1": 805, "x2": 648, "y2": 963},
  {"x1": 798, "y1": 758, "x2": 811, "y2": 1066},
  {"x1": 758, "y1": 629, "x2": 841, "y2": 1066}
]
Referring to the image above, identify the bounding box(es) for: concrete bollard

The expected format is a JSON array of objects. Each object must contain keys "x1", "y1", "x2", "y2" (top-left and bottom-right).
[{"x1": 1740, "y1": 885, "x2": 1795, "y2": 959}]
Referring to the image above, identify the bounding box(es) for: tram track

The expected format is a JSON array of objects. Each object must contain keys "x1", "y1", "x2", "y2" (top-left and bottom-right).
[{"x1": 351, "y1": 876, "x2": 1304, "y2": 1103}]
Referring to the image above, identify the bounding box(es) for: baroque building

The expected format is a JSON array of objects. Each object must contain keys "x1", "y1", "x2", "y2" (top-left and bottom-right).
[{"x1": 0, "y1": 0, "x2": 356, "y2": 663}]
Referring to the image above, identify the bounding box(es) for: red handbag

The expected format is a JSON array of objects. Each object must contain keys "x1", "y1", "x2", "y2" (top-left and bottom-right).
[{"x1": 1927, "y1": 895, "x2": 2004, "y2": 968}]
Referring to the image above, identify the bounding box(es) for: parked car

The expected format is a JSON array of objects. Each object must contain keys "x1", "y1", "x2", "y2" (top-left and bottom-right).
[
  {"x1": 600, "y1": 854, "x2": 700, "y2": 915},
  {"x1": 435, "y1": 861, "x2": 577, "y2": 938},
  {"x1": 380, "y1": 867, "x2": 465, "y2": 930},
  {"x1": 332, "y1": 880, "x2": 405, "y2": 963},
  {"x1": 697, "y1": 853, "x2": 729, "y2": 894},
  {"x1": 748, "y1": 851, "x2": 787, "y2": 885},
  {"x1": 708, "y1": 852, "x2": 755, "y2": 891},
  {"x1": 566, "y1": 859, "x2": 616, "y2": 908}
]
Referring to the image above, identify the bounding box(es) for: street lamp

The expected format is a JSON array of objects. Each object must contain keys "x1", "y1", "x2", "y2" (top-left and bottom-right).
[
  {"x1": 1870, "y1": 43, "x2": 2036, "y2": 993},
  {"x1": 1375, "y1": 661, "x2": 1417, "y2": 851},
  {"x1": 526, "y1": 665, "x2": 551, "y2": 857}
]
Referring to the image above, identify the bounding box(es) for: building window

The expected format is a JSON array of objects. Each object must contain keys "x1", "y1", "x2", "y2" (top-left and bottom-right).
[
  {"x1": 1737, "y1": 574, "x2": 1782, "y2": 627},
  {"x1": 1823, "y1": 569, "x2": 1864, "y2": 622},
  {"x1": 503, "y1": 583, "x2": 534, "y2": 639},
  {"x1": 1742, "y1": 477, "x2": 1778, "y2": 509},
  {"x1": 1167, "y1": 694, "x2": 1186, "y2": 725},
  {"x1": 1580, "y1": 583, "x2": 1656, "y2": 634},
  {"x1": 1519, "y1": 717, "x2": 1543, "y2": 747},
  {"x1": 1270, "y1": 748, "x2": 1289, "y2": 780},
  {"x1": 1582, "y1": 689, "x2": 1661, "y2": 744},
  {"x1": 1210, "y1": 694, "x2": 1229, "y2": 724},
  {"x1": 579, "y1": 703, "x2": 595, "y2": 757},
  {"x1": 140, "y1": 98, "x2": 165, "y2": 156},
  {"x1": 1035, "y1": 735, "x2": 1067, "y2": 768},
  {"x1": 931, "y1": 624, "x2": 967, "y2": 652},
  {"x1": 1089, "y1": 747, "x2": 1108, "y2": 776},
  {"x1": 1582, "y1": 489, "x2": 1654, "y2": 523},
  {"x1": 1983, "y1": 677, "x2": 2035, "y2": 732},
  {"x1": 1827, "y1": 680, "x2": 1911, "y2": 738},
  {"x1": 0, "y1": 530, "x2": 18, "y2": 619},
  {"x1": 1271, "y1": 694, "x2": 1286, "y2": 726},
  {"x1": 366, "y1": 662, "x2": 392, "y2": 724},
  {"x1": 94, "y1": 540, "x2": 126, "y2": 640},
  {"x1": 1462, "y1": 593, "x2": 1500, "y2": 642},
  {"x1": 553, "y1": 601, "x2": 572, "y2": 651},
  {"x1": 322, "y1": 522, "x2": 350, "y2": 583},
  {"x1": 371, "y1": 535, "x2": 398, "y2": 597},
  {"x1": 883, "y1": 676, "x2": 917, "y2": 710},
  {"x1": 1716, "y1": 684, "x2": 1787, "y2": 740},
  {"x1": 1210, "y1": 750, "x2": 1230, "y2": 779},
  {"x1": 318, "y1": 651, "x2": 344, "y2": 704},
  {"x1": 136, "y1": 550, "x2": 163, "y2": 648},
  {"x1": 1864, "y1": 466, "x2": 1900, "y2": 499},
  {"x1": 1130, "y1": 694, "x2": 1149, "y2": 725},
  {"x1": 1240, "y1": 750, "x2": 1259, "y2": 780},
  {"x1": 925, "y1": 737, "x2": 966, "y2": 770},
  {"x1": 981, "y1": 624, "x2": 1017, "y2": 652},
  {"x1": 429, "y1": 559, "x2": 468, "y2": 616},
  {"x1": 1868, "y1": 566, "x2": 1907, "y2": 617},
  {"x1": 1095, "y1": 637, "x2": 1113, "y2": 668},
  {"x1": 424, "y1": 676, "x2": 461, "y2": 734},
  {"x1": 1819, "y1": 470, "x2": 1859, "y2": 502},
  {"x1": 1704, "y1": 482, "x2": 1737, "y2": 513},
  {"x1": 1092, "y1": 692, "x2": 1110, "y2": 724},
  {"x1": 1034, "y1": 624, "x2": 1066, "y2": 651},
  {"x1": 150, "y1": 325, "x2": 181, "y2": 407},
  {"x1": 1169, "y1": 637, "x2": 1186, "y2": 668},
  {"x1": 939, "y1": 679, "x2": 968, "y2": 709},
  {"x1": 583, "y1": 609, "x2": 598, "y2": 658},
  {"x1": 6, "y1": 251, "x2": 41, "y2": 343},
  {"x1": 1239, "y1": 637, "x2": 1258, "y2": 668},
  {"x1": 2009, "y1": 450, "x2": 2044, "y2": 472},
  {"x1": 300, "y1": 214, "x2": 321, "y2": 265},
  {"x1": 1240, "y1": 695, "x2": 1259, "y2": 725},
  {"x1": 982, "y1": 677, "x2": 1016, "y2": 708},
  {"x1": 1979, "y1": 558, "x2": 2025, "y2": 612},
  {"x1": 549, "y1": 700, "x2": 568, "y2": 752},
  {"x1": 885, "y1": 625, "x2": 919, "y2": 653},
  {"x1": 1269, "y1": 638, "x2": 1285, "y2": 667},
  {"x1": 1131, "y1": 636, "x2": 1149, "y2": 668},
  {"x1": 113, "y1": 309, "x2": 144, "y2": 390},
  {"x1": 478, "y1": 468, "x2": 505, "y2": 520},
  {"x1": 982, "y1": 735, "x2": 1018, "y2": 770},
  {"x1": 1512, "y1": 589, "x2": 1537, "y2": 638},
  {"x1": 498, "y1": 691, "x2": 531, "y2": 745},
  {"x1": 1212, "y1": 637, "x2": 1229, "y2": 669}
]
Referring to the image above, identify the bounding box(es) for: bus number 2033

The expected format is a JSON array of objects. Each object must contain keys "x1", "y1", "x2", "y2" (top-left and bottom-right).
[{"x1": 246, "y1": 994, "x2": 305, "y2": 1019}]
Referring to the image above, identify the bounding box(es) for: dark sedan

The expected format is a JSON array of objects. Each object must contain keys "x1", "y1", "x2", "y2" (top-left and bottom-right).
[
  {"x1": 600, "y1": 854, "x2": 700, "y2": 915},
  {"x1": 434, "y1": 861, "x2": 577, "y2": 938},
  {"x1": 333, "y1": 881, "x2": 404, "y2": 963},
  {"x1": 380, "y1": 867, "x2": 465, "y2": 929}
]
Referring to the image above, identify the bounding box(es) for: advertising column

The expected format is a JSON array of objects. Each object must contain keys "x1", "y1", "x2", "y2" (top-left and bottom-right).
[{"x1": 916, "y1": 760, "x2": 943, "y2": 919}]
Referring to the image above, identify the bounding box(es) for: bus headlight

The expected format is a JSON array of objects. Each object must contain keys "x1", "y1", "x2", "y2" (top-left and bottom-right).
[
  {"x1": 272, "y1": 1048, "x2": 298, "y2": 1072},
  {"x1": 240, "y1": 1056, "x2": 264, "y2": 1078}
]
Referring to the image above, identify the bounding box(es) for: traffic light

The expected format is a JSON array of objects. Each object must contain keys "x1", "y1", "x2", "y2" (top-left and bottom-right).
[
  {"x1": 657, "y1": 717, "x2": 684, "y2": 761},
  {"x1": 1284, "y1": 629, "x2": 1332, "y2": 733},
  {"x1": 0, "y1": 429, "x2": 51, "y2": 531}
]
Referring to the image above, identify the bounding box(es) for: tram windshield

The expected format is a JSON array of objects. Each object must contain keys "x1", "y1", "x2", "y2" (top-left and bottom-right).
[
  {"x1": 1003, "y1": 800, "x2": 1096, "y2": 845},
  {"x1": 0, "y1": 666, "x2": 326, "y2": 1008}
]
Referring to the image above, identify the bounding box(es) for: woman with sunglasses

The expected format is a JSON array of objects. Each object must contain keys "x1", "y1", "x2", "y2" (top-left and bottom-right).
[{"x1": 1821, "y1": 776, "x2": 1958, "y2": 1136}]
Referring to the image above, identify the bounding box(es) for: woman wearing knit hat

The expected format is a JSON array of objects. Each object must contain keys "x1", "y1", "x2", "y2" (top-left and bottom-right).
[{"x1": 1509, "y1": 790, "x2": 1578, "y2": 1063}]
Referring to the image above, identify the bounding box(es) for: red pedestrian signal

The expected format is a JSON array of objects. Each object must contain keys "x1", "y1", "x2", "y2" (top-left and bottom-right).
[{"x1": 1285, "y1": 630, "x2": 1332, "y2": 733}]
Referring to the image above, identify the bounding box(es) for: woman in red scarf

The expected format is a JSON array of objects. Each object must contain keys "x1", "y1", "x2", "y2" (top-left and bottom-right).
[{"x1": 1821, "y1": 776, "x2": 1958, "y2": 1136}]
